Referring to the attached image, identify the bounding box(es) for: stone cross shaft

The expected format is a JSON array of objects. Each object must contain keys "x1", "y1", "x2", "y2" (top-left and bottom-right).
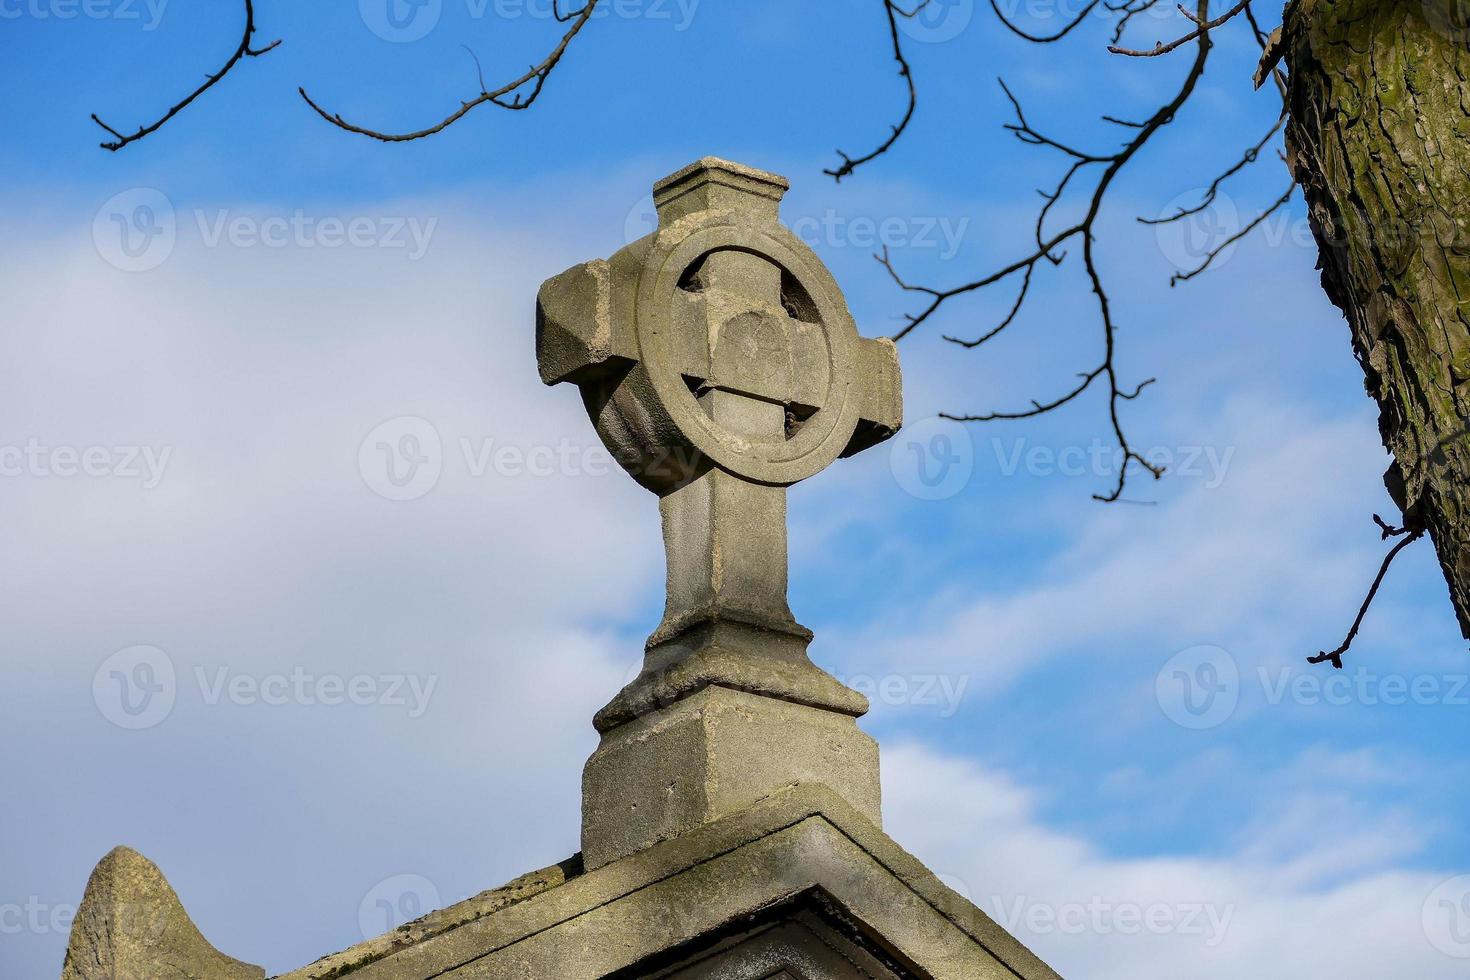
[
  {"x1": 659, "y1": 248, "x2": 825, "y2": 649},
  {"x1": 537, "y1": 157, "x2": 903, "y2": 868},
  {"x1": 538, "y1": 158, "x2": 901, "y2": 731}
]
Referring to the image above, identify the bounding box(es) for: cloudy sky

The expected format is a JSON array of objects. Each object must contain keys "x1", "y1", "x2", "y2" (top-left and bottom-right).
[{"x1": 3, "y1": 2, "x2": 1469, "y2": 977}]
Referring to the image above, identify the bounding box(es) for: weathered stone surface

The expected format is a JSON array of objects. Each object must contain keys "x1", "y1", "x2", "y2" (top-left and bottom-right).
[
  {"x1": 582, "y1": 685, "x2": 881, "y2": 868},
  {"x1": 278, "y1": 859, "x2": 580, "y2": 980},
  {"x1": 60, "y1": 846, "x2": 264, "y2": 980},
  {"x1": 535, "y1": 157, "x2": 902, "y2": 499},
  {"x1": 652, "y1": 157, "x2": 789, "y2": 225},
  {"x1": 844, "y1": 335, "x2": 903, "y2": 457},
  {"x1": 535, "y1": 258, "x2": 625, "y2": 387},
  {"x1": 269, "y1": 785, "x2": 1062, "y2": 980},
  {"x1": 535, "y1": 158, "x2": 903, "y2": 864},
  {"x1": 596, "y1": 614, "x2": 868, "y2": 734}
]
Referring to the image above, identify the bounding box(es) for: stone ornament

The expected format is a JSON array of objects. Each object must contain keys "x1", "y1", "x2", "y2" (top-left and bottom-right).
[
  {"x1": 538, "y1": 157, "x2": 904, "y2": 868},
  {"x1": 537, "y1": 156, "x2": 901, "y2": 493},
  {"x1": 55, "y1": 159, "x2": 1062, "y2": 980}
]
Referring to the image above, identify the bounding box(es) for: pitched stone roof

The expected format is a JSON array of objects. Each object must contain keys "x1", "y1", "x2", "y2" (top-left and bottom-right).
[{"x1": 266, "y1": 785, "x2": 1063, "y2": 980}]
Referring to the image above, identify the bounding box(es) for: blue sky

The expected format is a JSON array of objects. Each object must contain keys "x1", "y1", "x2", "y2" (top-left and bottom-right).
[{"x1": 4, "y1": 2, "x2": 1470, "y2": 977}]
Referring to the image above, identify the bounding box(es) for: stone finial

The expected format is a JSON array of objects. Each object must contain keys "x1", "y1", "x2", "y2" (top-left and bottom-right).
[
  {"x1": 61, "y1": 846, "x2": 264, "y2": 980},
  {"x1": 536, "y1": 157, "x2": 903, "y2": 868},
  {"x1": 651, "y1": 156, "x2": 790, "y2": 224}
]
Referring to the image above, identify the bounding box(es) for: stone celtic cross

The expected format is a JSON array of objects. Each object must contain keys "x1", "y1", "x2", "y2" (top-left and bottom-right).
[
  {"x1": 52, "y1": 161, "x2": 1062, "y2": 980},
  {"x1": 537, "y1": 158, "x2": 902, "y2": 866}
]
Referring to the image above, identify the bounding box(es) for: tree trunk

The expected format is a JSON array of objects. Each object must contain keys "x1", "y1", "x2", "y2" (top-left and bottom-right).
[{"x1": 1285, "y1": 0, "x2": 1470, "y2": 639}]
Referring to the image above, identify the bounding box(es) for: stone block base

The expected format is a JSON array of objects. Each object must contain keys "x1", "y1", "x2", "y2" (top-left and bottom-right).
[{"x1": 582, "y1": 686, "x2": 880, "y2": 869}]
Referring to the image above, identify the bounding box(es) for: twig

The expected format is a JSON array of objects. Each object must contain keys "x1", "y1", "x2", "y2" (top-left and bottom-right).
[
  {"x1": 1308, "y1": 516, "x2": 1426, "y2": 668},
  {"x1": 1108, "y1": 0, "x2": 1250, "y2": 56},
  {"x1": 1168, "y1": 183, "x2": 1294, "y2": 286},
  {"x1": 990, "y1": 0, "x2": 1101, "y2": 42},
  {"x1": 299, "y1": 1, "x2": 600, "y2": 142},
  {"x1": 882, "y1": 0, "x2": 1217, "y2": 502},
  {"x1": 943, "y1": 264, "x2": 1033, "y2": 348},
  {"x1": 91, "y1": 0, "x2": 279, "y2": 151},
  {"x1": 1139, "y1": 112, "x2": 1285, "y2": 225},
  {"x1": 1105, "y1": 0, "x2": 1167, "y2": 44},
  {"x1": 827, "y1": 1, "x2": 925, "y2": 181}
]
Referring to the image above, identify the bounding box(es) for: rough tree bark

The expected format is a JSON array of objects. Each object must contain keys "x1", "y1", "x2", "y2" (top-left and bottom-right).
[{"x1": 1285, "y1": 0, "x2": 1470, "y2": 639}]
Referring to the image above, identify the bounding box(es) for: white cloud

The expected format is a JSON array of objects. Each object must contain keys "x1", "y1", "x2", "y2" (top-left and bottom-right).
[
  {"x1": 1, "y1": 176, "x2": 1462, "y2": 980},
  {"x1": 0, "y1": 200, "x2": 657, "y2": 974},
  {"x1": 883, "y1": 741, "x2": 1465, "y2": 979},
  {"x1": 821, "y1": 390, "x2": 1447, "y2": 702}
]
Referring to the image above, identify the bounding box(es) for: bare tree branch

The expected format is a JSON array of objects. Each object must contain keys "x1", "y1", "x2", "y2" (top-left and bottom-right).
[
  {"x1": 1140, "y1": 111, "x2": 1285, "y2": 225},
  {"x1": 1105, "y1": 0, "x2": 1168, "y2": 45},
  {"x1": 943, "y1": 366, "x2": 1106, "y2": 422},
  {"x1": 989, "y1": 0, "x2": 1101, "y2": 43},
  {"x1": 881, "y1": 0, "x2": 1226, "y2": 502},
  {"x1": 91, "y1": 0, "x2": 1421, "y2": 667},
  {"x1": 1308, "y1": 515, "x2": 1426, "y2": 669},
  {"x1": 827, "y1": 1, "x2": 925, "y2": 181},
  {"x1": 943, "y1": 263, "x2": 1033, "y2": 348},
  {"x1": 91, "y1": 0, "x2": 279, "y2": 152},
  {"x1": 1167, "y1": 182, "x2": 1294, "y2": 286},
  {"x1": 1108, "y1": 0, "x2": 1251, "y2": 57},
  {"x1": 299, "y1": 1, "x2": 600, "y2": 143}
]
